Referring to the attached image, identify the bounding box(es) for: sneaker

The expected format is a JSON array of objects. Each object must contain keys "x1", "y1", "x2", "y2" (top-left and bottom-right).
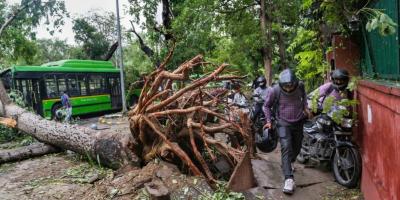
[{"x1": 283, "y1": 178, "x2": 296, "y2": 194}]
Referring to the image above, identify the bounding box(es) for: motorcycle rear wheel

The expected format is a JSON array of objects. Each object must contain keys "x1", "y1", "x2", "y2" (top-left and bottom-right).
[{"x1": 332, "y1": 147, "x2": 361, "y2": 188}]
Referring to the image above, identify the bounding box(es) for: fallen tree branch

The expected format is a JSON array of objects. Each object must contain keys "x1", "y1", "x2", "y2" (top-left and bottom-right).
[{"x1": 0, "y1": 143, "x2": 61, "y2": 164}]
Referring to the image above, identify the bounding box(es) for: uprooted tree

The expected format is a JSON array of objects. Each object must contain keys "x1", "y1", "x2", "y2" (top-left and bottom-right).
[
  {"x1": 0, "y1": 53, "x2": 254, "y2": 187},
  {"x1": 128, "y1": 53, "x2": 255, "y2": 184}
]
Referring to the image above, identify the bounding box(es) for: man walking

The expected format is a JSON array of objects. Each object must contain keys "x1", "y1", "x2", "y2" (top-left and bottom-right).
[
  {"x1": 61, "y1": 91, "x2": 72, "y2": 123},
  {"x1": 263, "y1": 69, "x2": 311, "y2": 194}
]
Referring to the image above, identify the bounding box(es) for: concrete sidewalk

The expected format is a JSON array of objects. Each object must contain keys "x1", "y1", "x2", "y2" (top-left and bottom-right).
[{"x1": 244, "y1": 148, "x2": 353, "y2": 200}]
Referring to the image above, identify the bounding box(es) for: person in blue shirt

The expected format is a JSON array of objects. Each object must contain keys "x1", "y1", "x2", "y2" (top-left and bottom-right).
[{"x1": 61, "y1": 91, "x2": 72, "y2": 123}]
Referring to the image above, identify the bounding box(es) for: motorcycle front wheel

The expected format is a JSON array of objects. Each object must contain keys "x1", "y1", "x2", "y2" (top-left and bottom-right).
[{"x1": 332, "y1": 147, "x2": 362, "y2": 188}]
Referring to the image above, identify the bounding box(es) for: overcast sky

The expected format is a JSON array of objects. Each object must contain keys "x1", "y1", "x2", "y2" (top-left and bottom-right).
[{"x1": 7, "y1": 0, "x2": 133, "y2": 44}]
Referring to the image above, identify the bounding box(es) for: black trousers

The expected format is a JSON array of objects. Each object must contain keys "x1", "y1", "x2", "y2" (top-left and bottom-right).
[
  {"x1": 252, "y1": 103, "x2": 264, "y2": 121},
  {"x1": 277, "y1": 120, "x2": 304, "y2": 179}
]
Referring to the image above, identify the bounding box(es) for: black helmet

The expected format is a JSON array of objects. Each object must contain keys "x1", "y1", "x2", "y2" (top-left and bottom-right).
[
  {"x1": 331, "y1": 69, "x2": 349, "y2": 90},
  {"x1": 255, "y1": 128, "x2": 278, "y2": 153},
  {"x1": 256, "y1": 76, "x2": 267, "y2": 88},
  {"x1": 278, "y1": 69, "x2": 298, "y2": 93}
]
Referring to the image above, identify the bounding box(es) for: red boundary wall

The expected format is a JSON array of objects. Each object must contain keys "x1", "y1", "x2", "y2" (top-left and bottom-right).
[{"x1": 356, "y1": 80, "x2": 400, "y2": 200}]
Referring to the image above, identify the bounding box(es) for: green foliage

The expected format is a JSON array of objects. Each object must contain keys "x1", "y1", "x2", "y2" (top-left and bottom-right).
[
  {"x1": 126, "y1": 0, "x2": 301, "y2": 80},
  {"x1": 200, "y1": 181, "x2": 244, "y2": 200},
  {"x1": 34, "y1": 39, "x2": 71, "y2": 64},
  {"x1": 363, "y1": 8, "x2": 397, "y2": 36},
  {"x1": 72, "y1": 18, "x2": 110, "y2": 60},
  {"x1": 310, "y1": 90, "x2": 320, "y2": 113},
  {"x1": 288, "y1": 28, "x2": 327, "y2": 91},
  {"x1": 63, "y1": 163, "x2": 109, "y2": 184},
  {"x1": 124, "y1": 41, "x2": 155, "y2": 83},
  {"x1": 347, "y1": 76, "x2": 361, "y2": 91},
  {"x1": 322, "y1": 96, "x2": 336, "y2": 114},
  {"x1": 321, "y1": 96, "x2": 358, "y2": 124},
  {"x1": 0, "y1": 126, "x2": 35, "y2": 147},
  {"x1": 8, "y1": 89, "x2": 25, "y2": 107},
  {"x1": 0, "y1": 126, "x2": 19, "y2": 143},
  {"x1": 0, "y1": 0, "x2": 68, "y2": 67}
]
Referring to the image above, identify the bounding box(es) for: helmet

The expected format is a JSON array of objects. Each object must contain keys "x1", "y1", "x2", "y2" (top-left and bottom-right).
[
  {"x1": 278, "y1": 69, "x2": 298, "y2": 93},
  {"x1": 255, "y1": 128, "x2": 278, "y2": 153},
  {"x1": 256, "y1": 76, "x2": 267, "y2": 88},
  {"x1": 331, "y1": 69, "x2": 349, "y2": 90}
]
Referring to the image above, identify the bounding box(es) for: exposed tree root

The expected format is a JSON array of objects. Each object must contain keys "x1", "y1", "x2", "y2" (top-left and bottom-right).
[{"x1": 129, "y1": 53, "x2": 253, "y2": 185}]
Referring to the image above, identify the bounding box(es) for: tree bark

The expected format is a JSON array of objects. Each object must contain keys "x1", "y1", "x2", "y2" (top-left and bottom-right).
[
  {"x1": 259, "y1": 0, "x2": 273, "y2": 86},
  {"x1": 276, "y1": 29, "x2": 287, "y2": 70},
  {"x1": 0, "y1": 143, "x2": 61, "y2": 164},
  {"x1": 0, "y1": 81, "x2": 140, "y2": 169},
  {"x1": 161, "y1": 0, "x2": 173, "y2": 41}
]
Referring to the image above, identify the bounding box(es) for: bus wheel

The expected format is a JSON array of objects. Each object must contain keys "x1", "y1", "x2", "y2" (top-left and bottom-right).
[{"x1": 51, "y1": 103, "x2": 63, "y2": 121}]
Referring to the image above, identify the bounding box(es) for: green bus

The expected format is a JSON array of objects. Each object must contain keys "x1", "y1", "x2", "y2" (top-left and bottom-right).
[{"x1": 0, "y1": 60, "x2": 140, "y2": 119}]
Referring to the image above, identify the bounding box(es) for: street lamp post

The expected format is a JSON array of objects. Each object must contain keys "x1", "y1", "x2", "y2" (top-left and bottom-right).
[{"x1": 116, "y1": 0, "x2": 127, "y2": 112}]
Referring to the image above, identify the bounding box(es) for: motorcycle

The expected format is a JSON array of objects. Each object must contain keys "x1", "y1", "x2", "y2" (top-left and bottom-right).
[{"x1": 297, "y1": 105, "x2": 362, "y2": 188}]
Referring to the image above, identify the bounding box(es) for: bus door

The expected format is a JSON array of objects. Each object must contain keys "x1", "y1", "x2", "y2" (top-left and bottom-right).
[
  {"x1": 31, "y1": 79, "x2": 43, "y2": 116},
  {"x1": 108, "y1": 77, "x2": 122, "y2": 109}
]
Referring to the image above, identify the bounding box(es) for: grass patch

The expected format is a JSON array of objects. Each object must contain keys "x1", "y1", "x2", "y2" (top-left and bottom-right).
[
  {"x1": 0, "y1": 162, "x2": 16, "y2": 173},
  {"x1": 323, "y1": 186, "x2": 363, "y2": 200},
  {"x1": 25, "y1": 177, "x2": 65, "y2": 188},
  {"x1": 64, "y1": 163, "x2": 110, "y2": 184},
  {"x1": 199, "y1": 181, "x2": 244, "y2": 200}
]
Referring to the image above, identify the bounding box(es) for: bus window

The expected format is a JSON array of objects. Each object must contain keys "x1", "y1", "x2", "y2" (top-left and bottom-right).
[
  {"x1": 89, "y1": 75, "x2": 105, "y2": 95},
  {"x1": 45, "y1": 76, "x2": 57, "y2": 98},
  {"x1": 56, "y1": 75, "x2": 66, "y2": 96},
  {"x1": 67, "y1": 74, "x2": 79, "y2": 96},
  {"x1": 77, "y1": 75, "x2": 88, "y2": 96}
]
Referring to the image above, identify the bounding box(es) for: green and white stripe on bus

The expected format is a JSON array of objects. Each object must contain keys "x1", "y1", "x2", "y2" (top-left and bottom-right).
[{"x1": 42, "y1": 94, "x2": 112, "y2": 119}]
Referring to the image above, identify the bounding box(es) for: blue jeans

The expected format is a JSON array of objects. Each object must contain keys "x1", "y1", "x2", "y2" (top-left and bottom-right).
[{"x1": 64, "y1": 107, "x2": 72, "y2": 122}]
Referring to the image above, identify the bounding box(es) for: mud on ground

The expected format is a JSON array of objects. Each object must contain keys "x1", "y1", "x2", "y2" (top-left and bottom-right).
[{"x1": 0, "y1": 152, "x2": 213, "y2": 200}]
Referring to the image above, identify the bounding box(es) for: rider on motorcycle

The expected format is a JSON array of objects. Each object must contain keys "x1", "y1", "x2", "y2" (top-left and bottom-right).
[
  {"x1": 252, "y1": 76, "x2": 268, "y2": 120},
  {"x1": 315, "y1": 69, "x2": 352, "y2": 108},
  {"x1": 227, "y1": 81, "x2": 249, "y2": 118}
]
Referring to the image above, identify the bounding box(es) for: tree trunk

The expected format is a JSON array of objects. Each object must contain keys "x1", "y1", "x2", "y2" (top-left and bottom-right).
[
  {"x1": 0, "y1": 81, "x2": 140, "y2": 169},
  {"x1": 259, "y1": 0, "x2": 273, "y2": 86},
  {"x1": 0, "y1": 143, "x2": 61, "y2": 164},
  {"x1": 277, "y1": 29, "x2": 287, "y2": 70}
]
